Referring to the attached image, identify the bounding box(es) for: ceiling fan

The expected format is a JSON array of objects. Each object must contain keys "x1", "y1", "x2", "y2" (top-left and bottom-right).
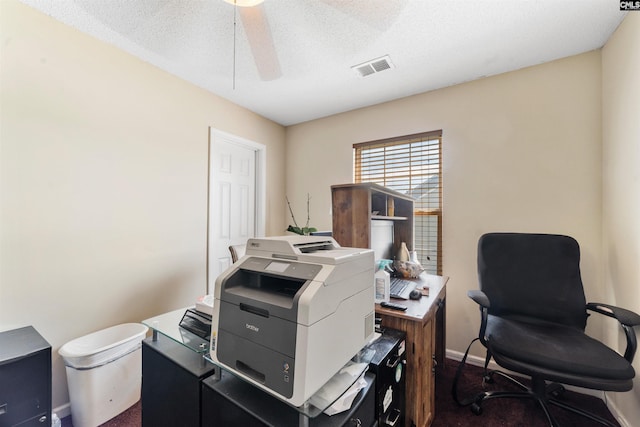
[
  {"x1": 223, "y1": 0, "x2": 281, "y2": 81},
  {"x1": 222, "y1": 0, "x2": 407, "y2": 83}
]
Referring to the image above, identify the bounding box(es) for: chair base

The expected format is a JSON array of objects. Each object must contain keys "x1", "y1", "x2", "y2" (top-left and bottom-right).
[
  {"x1": 469, "y1": 370, "x2": 618, "y2": 427},
  {"x1": 452, "y1": 348, "x2": 619, "y2": 427}
]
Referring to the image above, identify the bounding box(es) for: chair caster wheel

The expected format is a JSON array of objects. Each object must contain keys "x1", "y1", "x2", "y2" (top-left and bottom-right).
[
  {"x1": 548, "y1": 383, "x2": 565, "y2": 398},
  {"x1": 483, "y1": 373, "x2": 494, "y2": 384},
  {"x1": 471, "y1": 403, "x2": 483, "y2": 415}
]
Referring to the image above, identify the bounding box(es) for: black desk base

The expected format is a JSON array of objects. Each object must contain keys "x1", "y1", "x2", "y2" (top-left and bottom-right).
[
  {"x1": 201, "y1": 370, "x2": 376, "y2": 427},
  {"x1": 142, "y1": 335, "x2": 217, "y2": 427}
]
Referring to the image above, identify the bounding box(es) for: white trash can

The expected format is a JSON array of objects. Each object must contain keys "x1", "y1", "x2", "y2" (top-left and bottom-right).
[{"x1": 59, "y1": 323, "x2": 148, "y2": 427}]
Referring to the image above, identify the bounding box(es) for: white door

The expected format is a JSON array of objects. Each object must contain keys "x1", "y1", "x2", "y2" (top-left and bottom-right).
[{"x1": 208, "y1": 128, "x2": 265, "y2": 292}]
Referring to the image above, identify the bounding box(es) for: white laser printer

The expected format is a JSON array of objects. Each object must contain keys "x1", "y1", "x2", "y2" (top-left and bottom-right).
[{"x1": 209, "y1": 235, "x2": 375, "y2": 407}]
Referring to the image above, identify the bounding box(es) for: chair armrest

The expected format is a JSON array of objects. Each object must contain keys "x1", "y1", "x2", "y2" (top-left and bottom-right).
[
  {"x1": 468, "y1": 290, "x2": 490, "y2": 308},
  {"x1": 587, "y1": 302, "x2": 640, "y2": 363},
  {"x1": 468, "y1": 290, "x2": 491, "y2": 345},
  {"x1": 586, "y1": 303, "x2": 640, "y2": 327}
]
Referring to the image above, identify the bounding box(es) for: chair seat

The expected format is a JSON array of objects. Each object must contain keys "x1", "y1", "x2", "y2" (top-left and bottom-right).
[{"x1": 486, "y1": 315, "x2": 635, "y2": 389}]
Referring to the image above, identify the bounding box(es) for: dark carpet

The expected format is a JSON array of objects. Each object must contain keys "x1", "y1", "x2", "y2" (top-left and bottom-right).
[
  {"x1": 434, "y1": 359, "x2": 619, "y2": 427},
  {"x1": 61, "y1": 358, "x2": 619, "y2": 427}
]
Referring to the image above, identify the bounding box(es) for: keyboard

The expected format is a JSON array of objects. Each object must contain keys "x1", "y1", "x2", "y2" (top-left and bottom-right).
[{"x1": 390, "y1": 277, "x2": 416, "y2": 299}]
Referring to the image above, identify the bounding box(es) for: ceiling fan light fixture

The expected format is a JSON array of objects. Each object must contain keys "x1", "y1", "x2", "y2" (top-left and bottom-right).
[
  {"x1": 352, "y1": 55, "x2": 394, "y2": 78},
  {"x1": 223, "y1": 0, "x2": 265, "y2": 7}
]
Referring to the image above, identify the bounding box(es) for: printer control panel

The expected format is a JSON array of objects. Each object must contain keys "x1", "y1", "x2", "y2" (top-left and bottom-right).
[
  {"x1": 265, "y1": 261, "x2": 290, "y2": 273},
  {"x1": 239, "y1": 257, "x2": 322, "y2": 281}
]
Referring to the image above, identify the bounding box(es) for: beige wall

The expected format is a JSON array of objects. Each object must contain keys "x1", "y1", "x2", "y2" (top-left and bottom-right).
[
  {"x1": 287, "y1": 50, "x2": 604, "y2": 355},
  {"x1": 0, "y1": 1, "x2": 285, "y2": 410},
  {"x1": 602, "y1": 12, "x2": 640, "y2": 425}
]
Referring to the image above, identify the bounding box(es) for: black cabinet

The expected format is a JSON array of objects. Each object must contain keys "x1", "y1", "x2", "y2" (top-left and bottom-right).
[
  {"x1": 366, "y1": 329, "x2": 406, "y2": 427},
  {"x1": 0, "y1": 326, "x2": 52, "y2": 427},
  {"x1": 141, "y1": 335, "x2": 217, "y2": 427},
  {"x1": 201, "y1": 370, "x2": 376, "y2": 427}
]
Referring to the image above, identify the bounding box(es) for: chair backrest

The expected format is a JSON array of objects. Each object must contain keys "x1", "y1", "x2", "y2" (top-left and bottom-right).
[
  {"x1": 477, "y1": 233, "x2": 588, "y2": 330},
  {"x1": 229, "y1": 244, "x2": 246, "y2": 263}
]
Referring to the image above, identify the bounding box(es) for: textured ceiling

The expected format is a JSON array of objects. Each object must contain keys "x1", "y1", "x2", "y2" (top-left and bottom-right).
[{"x1": 21, "y1": 0, "x2": 627, "y2": 126}]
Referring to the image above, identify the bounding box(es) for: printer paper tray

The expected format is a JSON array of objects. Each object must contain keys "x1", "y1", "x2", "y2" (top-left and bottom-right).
[{"x1": 217, "y1": 328, "x2": 295, "y2": 400}]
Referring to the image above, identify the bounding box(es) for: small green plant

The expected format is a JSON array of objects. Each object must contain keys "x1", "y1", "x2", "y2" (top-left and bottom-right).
[{"x1": 286, "y1": 194, "x2": 317, "y2": 236}]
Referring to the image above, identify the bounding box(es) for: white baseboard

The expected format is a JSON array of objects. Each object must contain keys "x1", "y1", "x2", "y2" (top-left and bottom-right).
[
  {"x1": 52, "y1": 403, "x2": 71, "y2": 420},
  {"x1": 445, "y1": 348, "x2": 630, "y2": 427},
  {"x1": 602, "y1": 397, "x2": 632, "y2": 427}
]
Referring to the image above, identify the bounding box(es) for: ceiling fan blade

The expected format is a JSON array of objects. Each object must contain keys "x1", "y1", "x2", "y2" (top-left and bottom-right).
[{"x1": 239, "y1": 5, "x2": 282, "y2": 81}]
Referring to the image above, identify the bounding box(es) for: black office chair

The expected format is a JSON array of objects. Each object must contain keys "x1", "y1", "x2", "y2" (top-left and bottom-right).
[
  {"x1": 228, "y1": 244, "x2": 246, "y2": 263},
  {"x1": 453, "y1": 232, "x2": 640, "y2": 426}
]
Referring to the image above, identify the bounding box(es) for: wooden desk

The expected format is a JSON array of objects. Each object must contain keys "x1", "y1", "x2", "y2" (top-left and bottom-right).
[{"x1": 375, "y1": 274, "x2": 448, "y2": 427}]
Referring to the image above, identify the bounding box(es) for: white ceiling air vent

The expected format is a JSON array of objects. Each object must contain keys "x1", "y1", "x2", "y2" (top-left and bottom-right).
[{"x1": 352, "y1": 55, "x2": 394, "y2": 78}]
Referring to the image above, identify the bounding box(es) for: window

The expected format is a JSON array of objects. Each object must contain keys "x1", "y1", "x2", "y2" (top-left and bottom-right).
[{"x1": 354, "y1": 130, "x2": 442, "y2": 275}]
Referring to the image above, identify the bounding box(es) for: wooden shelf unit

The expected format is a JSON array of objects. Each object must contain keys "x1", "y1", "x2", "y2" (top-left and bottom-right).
[{"x1": 331, "y1": 183, "x2": 414, "y2": 255}]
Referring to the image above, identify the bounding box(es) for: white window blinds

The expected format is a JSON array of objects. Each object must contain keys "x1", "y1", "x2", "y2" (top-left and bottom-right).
[{"x1": 354, "y1": 130, "x2": 442, "y2": 274}]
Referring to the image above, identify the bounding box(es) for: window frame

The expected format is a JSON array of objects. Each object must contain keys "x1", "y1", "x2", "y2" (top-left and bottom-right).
[{"x1": 353, "y1": 130, "x2": 443, "y2": 275}]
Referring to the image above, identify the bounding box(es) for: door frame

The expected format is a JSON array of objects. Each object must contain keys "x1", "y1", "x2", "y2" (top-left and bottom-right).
[{"x1": 207, "y1": 127, "x2": 266, "y2": 293}]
